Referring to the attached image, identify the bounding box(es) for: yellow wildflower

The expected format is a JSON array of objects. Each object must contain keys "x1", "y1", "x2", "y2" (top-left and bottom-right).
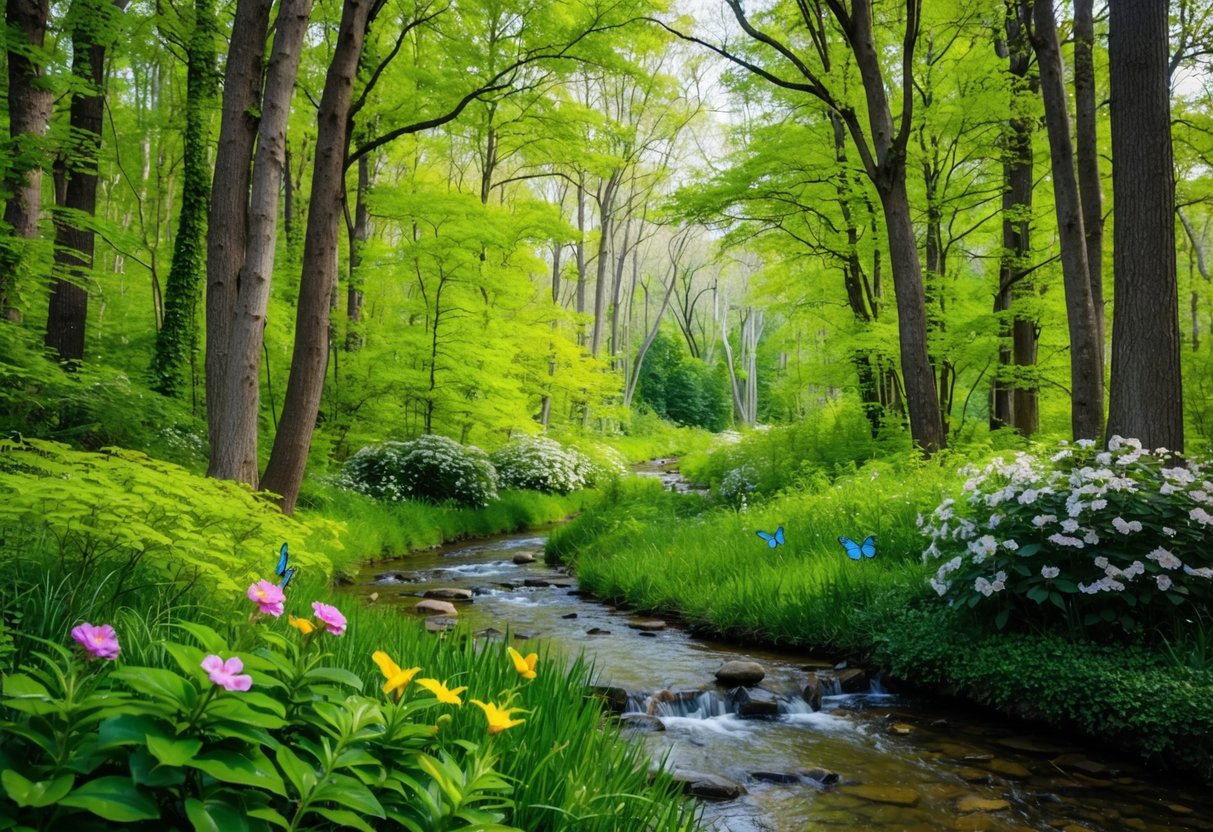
[
  {"x1": 288, "y1": 615, "x2": 315, "y2": 635},
  {"x1": 372, "y1": 650, "x2": 421, "y2": 697},
  {"x1": 416, "y1": 677, "x2": 466, "y2": 706},
  {"x1": 507, "y1": 646, "x2": 538, "y2": 680},
  {"x1": 470, "y1": 699, "x2": 526, "y2": 735}
]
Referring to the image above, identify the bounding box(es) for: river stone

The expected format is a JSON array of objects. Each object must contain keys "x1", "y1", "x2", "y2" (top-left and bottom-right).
[
  {"x1": 714, "y1": 661, "x2": 765, "y2": 686},
  {"x1": 425, "y1": 616, "x2": 457, "y2": 633},
  {"x1": 887, "y1": 722, "x2": 914, "y2": 735},
  {"x1": 836, "y1": 667, "x2": 868, "y2": 692},
  {"x1": 670, "y1": 770, "x2": 746, "y2": 801},
  {"x1": 796, "y1": 767, "x2": 840, "y2": 786},
  {"x1": 423, "y1": 587, "x2": 473, "y2": 601},
  {"x1": 627, "y1": 619, "x2": 666, "y2": 631},
  {"x1": 414, "y1": 599, "x2": 458, "y2": 616},
  {"x1": 995, "y1": 736, "x2": 1073, "y2": 755},
  {"x1": 589, "y1": 685, "x2": 629, "y2": 714},
  {"x1": 984, "y1": 759, "x2": 1033, "y2": 779},
  {"x1": 512, "y1": 552, "x2": 537, "y2": 564},
  {"x1": 803, "y1": 673, "x2": 823, "y2": 711},
  {"x1": 561, "y1": 612, "x2": 578, "y2": 619},
  {"x1": 620, "y1": 714, "x2": 665, "y2": 732},
  {"x1": 1049, "y1": 753, "x2": 1117, "y2": 778},
  {"x1": 958, "y1": 796, "x2": 1011, "y2": 813},
  {"x1": 733, "y1": 686, "x2": 780, "y2": 718},
  {"x1": 750, "y1": 770, "x2": 800, "y2": 784},
  {"x1": 549, "y1": 580, "x2": 575, "y2": 588},
  {"x1": 373, "y1": 572, "x2": 409, "y2": 584},
  {"x1": 840, "y1": 785, "x2": 921, "y2": 807},
  {"x1": 474, "y1": 627, "x2": 505, "y2": 639},
  {"x1": 586, "y1": 627, "x2": 611, "y2": 635},
  {"x1": 523, "y1": 578, "x2": 552, "y2": 587},
  {"x1": 955, "y1": 767, "x2": 991, "y2": 783}
]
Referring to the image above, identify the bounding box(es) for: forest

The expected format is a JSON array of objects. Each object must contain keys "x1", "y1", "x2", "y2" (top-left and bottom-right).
[{"x1": 3, "y1": 0, "x2": 1213, "y2": 831}]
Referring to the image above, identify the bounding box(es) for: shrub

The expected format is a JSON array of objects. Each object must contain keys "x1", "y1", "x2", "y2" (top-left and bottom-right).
[
  {"x1": 340, "y1": 435, "x2": 498, "y2": 508},
  {"x1": 491, "y1": 436, "x2": 592, "y2": 494},
  {"x1": 921, "y1": 437, "x2": 1213, "y2": 635},
  {"x1": 716, "y1": 464, "x2": 758, "y2": 507}
]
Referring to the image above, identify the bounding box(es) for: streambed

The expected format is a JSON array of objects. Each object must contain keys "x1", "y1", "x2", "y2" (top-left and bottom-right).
[{"x1": 345, "y1": 531, "x2": 1213, "y2": 832}]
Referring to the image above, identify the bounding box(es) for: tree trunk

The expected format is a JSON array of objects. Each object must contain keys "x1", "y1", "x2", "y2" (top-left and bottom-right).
[
  {"x1": 589, "y1": 170, "x2": 620, "y2": 357},
  {"x1": 45, "y1": 0, "x2": 129, "y2": 362},
  {"x1": 1073, "y1": 0, "x2": 1105, "y2": 355},
  {"x1": 345, "y1": 152, "x2": 370, "y2": 349},
  {"x1": 1105, "y1": 0, "x2": 1182, "y2": 450},
  {"x1": 1029, "y1": 0, "x2": 1104, "y2": 440},
  {"x1": 0, "y1": 0, "x2": 52, "y2": 321},
  {"x1": 207, "y1": 0, "x2": 312, "y2": 484},
  {"x1": 152, "y1": 0, "x2": 217, "y2": 397}
]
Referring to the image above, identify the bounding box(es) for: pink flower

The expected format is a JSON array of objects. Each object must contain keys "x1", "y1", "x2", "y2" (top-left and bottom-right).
[
  {"x1": 71, "y1": 622, "x2": 120, "y2": 661},
  {"x1": 201, "y1": 655, "x2": 253, "y2": 692},
  {"x1": 311, "y1": 601, "x2": 347, "y2": 636},
  {"x1": 247, "y1": 580, "x2": 286, "y2": 617}
]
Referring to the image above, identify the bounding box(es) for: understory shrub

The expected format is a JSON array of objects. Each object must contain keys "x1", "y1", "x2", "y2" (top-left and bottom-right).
[
  {"x1": 922, "y1": 437, "x2": 1213, "y2": 635},
  {"x1": 340, "y1": 435, "x2": 498, "y2": 508},
  {"x1": 491, "y1": 436, "x2": 593, "y2": 493}
]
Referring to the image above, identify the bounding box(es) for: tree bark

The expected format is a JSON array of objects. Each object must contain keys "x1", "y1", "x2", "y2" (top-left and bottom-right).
[
  {"x1": 1073, "y1": 0, "x2": 1105, "y2": 355},
  {"x1": 207, "y1": 0, "x2": 312, "y2": 484},
  {"x1": 1105, "y1": 0, "x2": 1183, "y2": 450},
  {"x1": 0, "y1": 0, "x2": 52, "y2": 321},
  {"x1": 262, "y1": 0, "x2": 370, "y2": 513},
  {"x1": 1028, "y1": 0, "x2": 1104, "y2": 440},
  {"x1": 589, "y1": 169, "x2": 621, "y2": 357},
  {"x1": 345, "y1": 152, "x2": 370, "y2": 350}
]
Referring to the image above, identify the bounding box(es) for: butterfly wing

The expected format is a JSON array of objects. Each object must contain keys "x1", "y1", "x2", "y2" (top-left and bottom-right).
[
  {"x1": 774, "y1": 526, "x2": 785, "y2": 546},
  {"x1": 279, "y1": 566, "x2": 298, "y2": 590},
  {"x1": 838, "y1": 535, "x2": 862, "y2": 560},
  {"x1": 756, "y1": 530, "x2": 777, "y2": 548},
  {"x1": 861, "y1": 535, "x2": 877, "y2": 558},
  {"x1": 276, "y1": 542, "x2": 289, "y2": 577}
]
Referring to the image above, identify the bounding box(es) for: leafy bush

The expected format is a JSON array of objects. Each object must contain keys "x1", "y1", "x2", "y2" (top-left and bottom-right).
[
  {"x1": 716, "y1": 464, "x2": 758, "y2": 507},
  {"x1": 491, "y1": 436, "x2": 594, "y2": 494},
  {"x1": 921, "y1": 437, "x2": 1213, "y2": 635},
  {"x1": 633, "y1": 331, "x2": 731, "y2": 431},
  {"x1": 340, "y1": 435, "x2": 498, "y2": 508}
]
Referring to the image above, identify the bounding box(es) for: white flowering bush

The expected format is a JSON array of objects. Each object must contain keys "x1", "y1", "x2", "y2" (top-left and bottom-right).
[
  {"x1": 490, "y1": 436, "x2": 590, "y2": 494},
  {"x1": 921, "y1": 437, "x2": 1213, "y2": 634},
  {"x1": 717, "y1": 464, "x2": 759, "y2": 507},
  {"x1": 563, "y1": 440, "x2": 628, "y2": 488},
  {"x1": 341, "y1": 435, "x2": 498, "y2": 507}
]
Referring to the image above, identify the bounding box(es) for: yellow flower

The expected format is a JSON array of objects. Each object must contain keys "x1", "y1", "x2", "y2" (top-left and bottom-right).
[
  {"x1": 416, "y1": 677, "x2": 466, "y2": 706},
  {"x1": 507, "y1": 646, "x2": 538, "y2": 680},
  {"x1": 372, "y1": 650, "x2": 421, "y2": 697},
  {"x1": 288, "y1": 615, "x2": 315, "y2": 635},
  {"x1": 470, "y1": 699, "x2": 526, "y2": 735}
]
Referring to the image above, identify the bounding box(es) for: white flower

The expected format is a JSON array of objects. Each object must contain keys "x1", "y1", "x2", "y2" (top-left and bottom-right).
[
  {"x1": 1047, "y1": 533, "x2": 1085, "y2": 548},
  {"x1": 1190, "y1": 507, "x2": 1213, "y2": 526},
  {"x1": 968, "y1": 535, "x2": 998, "y2": 558},
  {"x1": 1160, "y1": 483, "x2": 1176, "y2": 495},
  {"x1": 974, "y1": 577, "x2": 994, "y2": 597},
  {"x1": 1002, "y1": 539, "x2": 1019, "y2": 551},
  {"x1": 1090, "y1": 498, "x2": 1107, "y2": 511},
  {"x1": 1162, "y1": 466, "x2": 1195, "y2": 485},
  {"x1": 1061, "y1": 518, "x2": 1079, "y2": 533},
  {"x1": 1162, "y1": 526, "x2": 1176, "y2": 538},
  {"x1": 929, "y1": 577, "x2": 950, "y2": 596},
  {"x1": 1183, "y1": 565, "x2": 1213, "y2": 579},
  {"x1": 988, "y1": 513, "x2": 1003, "y2": 529},
  {"x1": 1041, "y1": 565, "x2": 1061, "y2": 579},
  {"x1": 1018, "y1": 489, "x2": 1039, "y2": 505},
  {"x1": 1156, "y1": 574, "x2": 1173, "y2": 591},
  {"x1": 1083, "y1": 529, "x2": 1100, "y2": 545},
  {"x1": 1076, "y1": 439, "x2": 1096, "y2": 449},
  {"x1": 1032, "y1": 514, "x2": 1057, "y2": 528},
  {"x1": 1095, "y1": 452, "x2": 1112, "y2": 465},
  {"x1": 1094, "y1": 556, "x2": 1109, "y2": 569},
  {"x1": 1147, "y1": 547, "x2": 1183, "y2": 570},
  {"x1": 1111, "y1": 517, "x2": 1142, "y2": 534}
]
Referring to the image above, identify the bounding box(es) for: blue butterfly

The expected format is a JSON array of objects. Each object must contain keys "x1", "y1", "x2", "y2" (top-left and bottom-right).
[
  {"x1": 756, "y1": 526, "x2": 785, "y2": 548},
  {"x1": 275, "y1": 542, "x2": 297, "y2": 589},
  {"x1": 838, "y1": 534, "x2": 876, "y2": 560}
]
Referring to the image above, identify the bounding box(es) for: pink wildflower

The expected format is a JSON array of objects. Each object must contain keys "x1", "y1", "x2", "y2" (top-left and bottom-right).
[
  {"x1": 311, "y1": 601, "x2": 347, "y2": 636},
  {"x1": 201, "y1": 655, "x2": 253, "y2": 692},
  {"x1": 247, "y1": 580, "x2": 286, "y2": 617},
  {"x1": 71, "y1": 622, "x2": 120, "y2": 661}
]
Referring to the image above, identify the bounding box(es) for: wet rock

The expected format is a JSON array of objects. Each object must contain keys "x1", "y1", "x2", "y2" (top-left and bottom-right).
[
  {"x1": 1167, "y1": 803, "x2": 1195, "y2": 816},
  {"x1": 512, "y1": 632, "x2": 535, "y2": 640},
  {"x1": 803, "y1": 674, "x2": 823, "y2": 711},
  {"x1": 374, "y1": 572, "x2": 409, "y2": 584},
  {"x1": 620, "y1": 714, "x2": 665, "y2": 732},
  {"x1": 955, "y1": 767, "x2": 991, "y2": 784},
  {"x1": 714, "y1": 660, "x2": 765, "y2": 686},
  {"x1": 497, "y1": 581, "x2": 518, "y2": 590},
  {"x1": 839, "y1": 785, "x2": 921, "y2": 807},
  {"x1": 333, "y1": 574, "x2": 354, "y2": 586},
  {"x1": 1049, "y1": 754, "x2": 1117, "y2": 778},
  {"x1": 425, "y1": 616, "x2": 457, "y2": 633},
  {"x1": 887, "y1": 722, "x2": 914, "y2": 736},
  {"x1": 733, "y1": 687, "x2": 780, "y2": 718},
  {"x1": 958, "y1": 796, "x2": 1010, "y2": 812},
  {"x1": 423, "y1": 587, "x2": 473, "y2": 601},
  {"x1": 995, "y1": 736, "x2": 1073, "y2": 755},
  {"x1": 984, "y1": 759, "x2": 1032, "y2": 779},
  {"x1": 750, "y1": 770, "x2": 800, "y2": 784},
  {"x1": 836, "y1": 667, "x2": 868, "y2": 693},
  {"x1": 560, "y1": 612, "x2": 578, "y2": 619},
  {"x1": 586, "y1": 627, "x2": 611, "y2": 635},
  {"x1": 523, "y1": 578, "x2": 552, "y2": 588},
  {"x1": 414, "y1": 599, "x2": 458, "y2": 616},
  {"x1": 367, "y1": 592, "x2": 379, "y2": 603},
  {"x1": 474, "y1": 627, "x2": 505, "y2": 639},
  {"x1": 512, "y1": 552, "x2": 537, "y2": 564},
  {"x1": 638, "y1": 631, "x2": 657, "y2": 638},
  {"x1": 796, "y1": 767, "x2": 841, "y2": 786},
  {"x1": 645, "y1": 689, "x2": 703, "y2": 715},
  {"x1": 626, "y1": 619, "x2": 667, "y2": 631},
  {"x1": 589, "y1": 685, "x2": 628, "y2": 714},
  {"x1": 670, "y1": 770, "x2": 746, "y2": 801},
  {"x1": 800, "y1": 659, "x2": 835, "y2": 671},
  {"x1": 549, "y1": 580, "x2": 576, "y2": 588}
]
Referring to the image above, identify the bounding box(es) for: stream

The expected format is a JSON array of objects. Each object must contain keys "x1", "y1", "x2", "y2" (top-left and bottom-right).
[{"x1": 343, "y1": 468, "x2": 1213, "y2": 831}]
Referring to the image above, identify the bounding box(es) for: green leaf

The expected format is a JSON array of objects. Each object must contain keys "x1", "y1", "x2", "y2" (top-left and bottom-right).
[
  {"x1": 111, "y1": 668, "x2": 196, "y2": 710},
  {"x1": 176, "y1": 622, "x2": 229, "y2": 654},
  {"x1": 1016, "y1": 543, "x2": 1042, "y2": 557},
  {"x1": 99, "y1": 714, "x2": 171, "y2": 749},
  {"x1": 311, "y1": 807, "x2": 377, "y2": 832},
  {"x1": 58, "y1": 776, "x2": 159, "y2": 822},
  {"x1": 129, "y1": 748, "x2": 186, "y2": 788},
  {"x1": 1053, "y1": 579, "x2": 1078, "y2": 593},
  {"x1": 1, "y1": 674, "x2": 55, "y2": 716},
  {"x1": 0, "y1": 770, "x2": 74, "y2": 808},
  {"x1": 302, "y1": 666, "x2": 364, "y2": 691},
  {"x1": 163, "y1": 641, "x2": 209, "y2": 680},
  {"x1": 274, "y1": 744, "x2": 315, "y2": 797},
  {"x1": 185, "y1": 796, "x2": 250, "y2": 832},
  {"x1": 1047, "y1": 591, "x2": 1066, "y2": 611},
  {"x1": 187, "y1": 748, "x2": 286, "y2": 796},
  {"x1": 246, "y1": 805, "x2": 290, "y2": 829},
  {"x1": 311, "y1": 772, "x2": 384, "y2": 817},
  {"x1": 1026, "y1": 585, "x2": 1049, "y2": 604},
  {"x1": 146, "y1": 734, "x2": 202, "y2": 767},
  {"x1": 994, "y1": 608, "x2": 1010, "y2": 630}
]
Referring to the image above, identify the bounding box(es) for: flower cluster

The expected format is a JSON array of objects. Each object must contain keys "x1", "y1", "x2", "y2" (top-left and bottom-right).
[
  {"x1": 340, "y1": 435, "x2": 499, "y2": 508},
  {"x1": 490, "y1": 436, "x2": 594, "y2": 494},
  {"x1": 921, "y1": 437, "x2": 1213, "y2": 633},
  {"x1": 717, "y1": 465, "x2": 759, "y2": 507}
]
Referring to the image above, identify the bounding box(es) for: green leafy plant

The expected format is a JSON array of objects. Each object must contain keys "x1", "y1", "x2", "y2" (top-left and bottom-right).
[
  {"x1": 489, "y1": 437, "x2": 590, "y2": 494},
  {"x1": 339, "y1": 436, "x2": 498, "y2": 508}
]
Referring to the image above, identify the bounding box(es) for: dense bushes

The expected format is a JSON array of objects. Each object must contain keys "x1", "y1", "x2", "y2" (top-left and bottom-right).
[
  {"x1": 491, "y1": 436, "x2": 591, "y2": 493},
  {"x1": 340, "y1": 435, "x2": 498, "y2": 508},
  {"x1": 633, "y1": 331, "x2": 731, "y2": 431}
]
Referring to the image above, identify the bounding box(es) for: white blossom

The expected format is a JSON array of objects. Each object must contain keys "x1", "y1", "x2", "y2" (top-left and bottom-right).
[{"x1": 1041, "y1": 565, "x2": 1060, "y2": 580}]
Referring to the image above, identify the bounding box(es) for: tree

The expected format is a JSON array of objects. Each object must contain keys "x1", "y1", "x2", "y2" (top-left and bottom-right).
[{"x1": 1105, "y1": 0, "x2": 1183, "y2": 450}]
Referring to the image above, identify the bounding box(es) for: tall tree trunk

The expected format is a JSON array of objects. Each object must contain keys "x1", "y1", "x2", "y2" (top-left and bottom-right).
[
  {"x1": 345, "y1": 152, "x2": 370, "y2": 350},
  {"x1": 1029, "y1": 0, "x2": 1104, "y2": 440},
  {"x1": 589, "y1": 170, "x2": 620, "y2": 357},
  {"x1": 207, "y1": 0, "x2": 312, "y2": 484},
  {"x1": 152, "y1": 0, "x2": 217, "y2": 397},
  {"x1": 575, "y1": 176, "x2": 587, "y2": 317},
  {"x1": 45, "y1": 0, "x2": 129, "y2": 362},
  {"x1": 262, "y1": 0, "x2": 370, "y2": 514},
  {"x1": 0, "y1": 0, "x2": 52, "y2": 321},
  {"x1": 1105, "y1": 0, "x2": 1182, "y2": 450},
  {"x1": 1073, "y1": 0, "x2": 1105, "y2": 355}
]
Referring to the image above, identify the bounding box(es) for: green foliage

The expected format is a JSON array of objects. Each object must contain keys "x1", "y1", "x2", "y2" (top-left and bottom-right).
[
  {"x1": 605, "y1": 411, "x2": 719, "y2": 463},
  {"x1": 921, "y1": 437, "x2": 1213, "y2": 637},
  {"x1": 489, "y1": 436, "x2": 592, "y2": 494},
  {"x1": 0, "y1": 438, "x2": 338, "y2": 596},
  {"x1": 634, "y1": 331, "x2": 731, "y2": 431},
  {"x1": 339, "y1": 436, "x2": 499, "y2": 508}
]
